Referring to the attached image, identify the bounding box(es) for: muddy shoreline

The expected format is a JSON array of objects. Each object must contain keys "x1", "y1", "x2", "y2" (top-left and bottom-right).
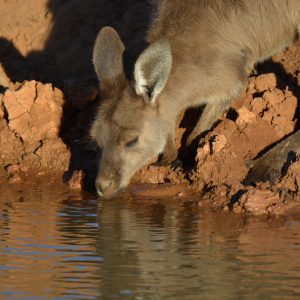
[{"x1": 1, "y1": 1, "x2": 300, "y2": 215}]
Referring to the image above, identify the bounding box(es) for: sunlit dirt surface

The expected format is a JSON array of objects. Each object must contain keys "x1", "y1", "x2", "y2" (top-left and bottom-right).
[{"x1": 1, "y1": 184, "x2": 300, "y2": 299}]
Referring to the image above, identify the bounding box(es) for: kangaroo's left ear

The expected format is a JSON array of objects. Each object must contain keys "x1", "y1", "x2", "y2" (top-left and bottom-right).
[
  {"x1": 93, "y1": 27, "x2": 126, "y2": 98},
  {"x1": 134, "y1": 39, "x2": 172, "y2": 103}
]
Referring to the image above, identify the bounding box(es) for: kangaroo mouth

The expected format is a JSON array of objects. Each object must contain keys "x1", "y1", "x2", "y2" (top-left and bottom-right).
[{"x1": 96, "y1": 181, "x2": 124, "y2": 198}]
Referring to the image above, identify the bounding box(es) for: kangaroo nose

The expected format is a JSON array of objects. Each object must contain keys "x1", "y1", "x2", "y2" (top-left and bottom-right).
[{"x1": 95, "y1": 177, "x2": 113, "y2": 196}]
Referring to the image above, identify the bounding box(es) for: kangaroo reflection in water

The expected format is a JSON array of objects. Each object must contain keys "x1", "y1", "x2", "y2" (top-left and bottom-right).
[{"x1": 0, "y1": 185, "x2": 300, "y2": 299}]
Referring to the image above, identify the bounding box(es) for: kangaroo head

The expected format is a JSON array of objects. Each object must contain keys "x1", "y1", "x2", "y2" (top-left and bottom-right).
[{"x1": 91, "y1": 27, "x2": 172, "y2": 197}]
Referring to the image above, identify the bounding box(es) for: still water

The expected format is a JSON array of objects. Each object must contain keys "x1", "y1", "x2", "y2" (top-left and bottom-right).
[{"x1": 0, "y1": 184, "x2": 300, "y2": 300}]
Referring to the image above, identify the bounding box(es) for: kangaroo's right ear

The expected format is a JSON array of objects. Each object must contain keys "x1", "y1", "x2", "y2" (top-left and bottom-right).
[
  {"x1": 93, "y1": 27, "x2": 126, "y2": 98},
  {"x1": 134, "y1": 39, "x2": 172, "y2": 103}
]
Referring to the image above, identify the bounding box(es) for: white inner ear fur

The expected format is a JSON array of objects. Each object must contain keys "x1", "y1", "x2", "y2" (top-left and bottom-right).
[{"x1": 134, "y1": 39, "x2": 172, "y2": 103}]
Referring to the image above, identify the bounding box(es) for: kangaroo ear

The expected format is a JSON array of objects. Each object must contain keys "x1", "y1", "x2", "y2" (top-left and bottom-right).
[
  {"x1": 134, "y1": 39, "x2": 172, "y2": 103},
  {"x1": 93, "y1": 27, "x2": 126, "y2": 98}
]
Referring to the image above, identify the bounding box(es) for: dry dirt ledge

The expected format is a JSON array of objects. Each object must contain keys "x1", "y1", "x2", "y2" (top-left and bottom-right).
[{"x1": 0, "y1": 1, "x2": 300, "y2": 215}]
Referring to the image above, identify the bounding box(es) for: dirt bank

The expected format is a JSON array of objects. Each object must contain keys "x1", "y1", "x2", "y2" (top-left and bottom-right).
[
  {"x1": 0, "y1": 1, "x2": 300, "y2": 215},
  {"x1": 134, "y1": 66, "x2": 300, "y2": 215}
]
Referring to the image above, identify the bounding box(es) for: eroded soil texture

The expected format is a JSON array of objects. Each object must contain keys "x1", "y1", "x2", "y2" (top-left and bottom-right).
[{"x1": 1, "y1": 1, "x2": 300, "y2": 215}]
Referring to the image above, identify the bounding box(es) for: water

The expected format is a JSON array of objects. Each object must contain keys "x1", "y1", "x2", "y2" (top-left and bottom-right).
[{"x1": 0, "y1": 184, "x2": 300, "y2": 300}]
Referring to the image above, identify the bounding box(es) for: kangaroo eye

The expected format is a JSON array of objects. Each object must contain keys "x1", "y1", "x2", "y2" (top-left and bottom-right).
[{"x1": 125, "y1": 137, "x2": 139, "y2": 147}]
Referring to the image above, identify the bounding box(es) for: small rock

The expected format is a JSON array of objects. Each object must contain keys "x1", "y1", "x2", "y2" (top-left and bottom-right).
[
  {"x1": 254, "y1": 73, "x2": 277, "y2": 92},
  {"x1": 236, "y1": 107, "x2": 256, "y2": 128},
  {"x1": 211, "y1": 135, "x2": 227, "y2": 154},
  {"x1": 2, "y1": 81, "x2": 64, "y2": 144},
  {"x1": 6, "y1": 164, "x2": 20, "y2": 174},
  {"x1": 8, "y1": 173, "x2": 22, "y2": 184},
  {"x1": 240, "y1": 188, "x2": 280, "y2": 215},
  {"x1": 69, "y1": 170, "x2": 85, "y2": 190}
]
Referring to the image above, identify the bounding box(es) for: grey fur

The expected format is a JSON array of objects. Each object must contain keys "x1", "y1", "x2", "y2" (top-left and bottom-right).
[{"x1": 134, "y1": 39, "x2": 172, "y2": 102}]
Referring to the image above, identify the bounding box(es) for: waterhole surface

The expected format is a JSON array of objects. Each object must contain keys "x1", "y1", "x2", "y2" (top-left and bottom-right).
[{"x1": 0, "y1": 183, "x2": 300, "y2": 300}]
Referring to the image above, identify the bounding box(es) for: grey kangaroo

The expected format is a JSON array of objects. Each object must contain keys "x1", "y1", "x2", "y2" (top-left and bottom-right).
[{"x1": 91, "y1": 0, "x2": 300, "y2": 197}]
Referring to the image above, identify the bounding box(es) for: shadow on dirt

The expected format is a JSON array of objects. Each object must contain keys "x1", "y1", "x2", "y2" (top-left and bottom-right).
[
  {"x1": 256, "y1": 59, "x2": 300, "y2": 128},
  {"x1": 0, "y1": 0, "x2": 152, "y2": 85},
  {"x1": 0, "y1": 0, "x2": 152, "y2": 189},
  {"x1": 176, "y1": 59, "x2": 300, "y2": 175}
]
